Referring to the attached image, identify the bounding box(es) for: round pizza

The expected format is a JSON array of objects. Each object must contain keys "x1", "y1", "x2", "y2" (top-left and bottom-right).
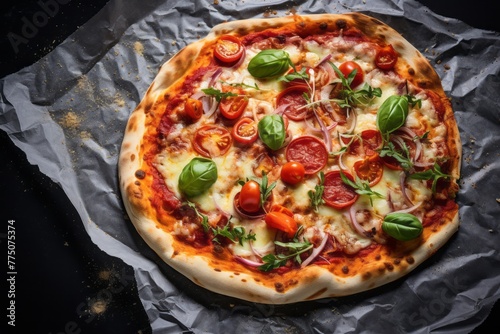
[{"x1": 119, "y1": 13, "x2": 461, "y2": 304}]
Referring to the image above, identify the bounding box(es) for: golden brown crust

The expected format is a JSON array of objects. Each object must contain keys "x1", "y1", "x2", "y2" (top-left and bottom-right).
[{"x1": 119, "y1": 13, "x2": 461, "y2": 304}]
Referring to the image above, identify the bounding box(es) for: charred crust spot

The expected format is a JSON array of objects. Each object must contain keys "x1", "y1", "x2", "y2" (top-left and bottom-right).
[
  {"x1": 134, "y1": 181, "x2": 140, "y2": 186},
  {"x1": 241, "y1": 278, "x2": 247, "y2": 282},
  {"x1": 336, "y1": 19, "x2": 347, "y2": 30},
  {"x1": 173, "y1": 250, "x2": 179, "y2": 256},
  {"x1": 378, "y1": 264, "x2": 385, "y2": 272},
  {"x1": 394, "y1": 258, "x2": 401, "y2": 265},
  {"x1": 319, "y1": 22, "x2": 328, "y2": 30},
  {"x1": 362, "y1": 271, "x2": 372, "y2": 280},
  {"x1": 406, "y1": 256, "x2": 415, "y2": 264},
  {"x1": 274, "y1": 282, "x2": 285, "y2": 293},
  {"x1": 213, "y1": 244, "x2": 224, "y2": 255},
  {"x1": 384, "y1": 262, "x2": 394, "y2": 271},
  {"x1": 135, "y1": 169, "x2": 146, "y2": 179},
  {"x1": 214, "y1": 268, "x2": 221, "y2": 272},
  {"x1": 130, "y1": 154, "x2": 136, "y2": 162},
  {"x1": 342, "y1": 265, "x2": 349, "y2": 274},
  {"x1": 408, "y1": 68, "x2": 415, "y2": 76},
  {"x1": 288, "y1": 278, "x2": 298, "y2": 286},
  {"x1": 375, "y1": 254, "x2": 381, "y2": 260},
  {"x1": 418, "y1": 80, "x2": 430, "y2": 89},
  {"x1": 234, "y1": 272, "x2": 240, "y2": 276}
]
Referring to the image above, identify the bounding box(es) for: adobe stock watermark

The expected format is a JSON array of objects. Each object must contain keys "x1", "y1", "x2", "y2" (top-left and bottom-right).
[
  {"x1": 7, "y1": 0, "x2": 72, "y2": 54},
  {"x1": 405, "y1": 276, "x2": 468, "y2": 327}
]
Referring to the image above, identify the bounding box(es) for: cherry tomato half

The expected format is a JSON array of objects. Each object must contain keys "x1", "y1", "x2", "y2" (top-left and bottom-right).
[
  {"x1": 232, "y1": 117, "x2": 258, "y2": 145},
  {"x1": 264, "y1": 211, "x2": 298, "y2": 238},
  {"x1": 276, "y1": 84, "x2": 313, "y2": 121},
  {"x1": 353, "y1": 154, "x2": 384, "y2": 186},
  {"x1": 322, "y1": 170, "x2": 359, "y2": 209},
  {"x1": 214, "y1": 35, "x2": 244, "y2": 64},
  {"x1": 285, "y1": 136, "x2": 328, "y2": 175},
  {"x1": 280, "y1": 161, "x2": 306, "y2": 185},
  {"x1": 220, "y1": 92, "x2": 248, "y2": 120},
  {"x1": 239, "y1": 180, "x2": 261, "y2": 213},
  {"x1": 375, "y1": 45, "x2": 398, "y2": 70},
  {"x1": 185, "y1": 98, "x2": 203, "y2": 121},
  {"x1": 339, "y1": 61, "x2": 364, "y2": 88},
  {"x1": 192, "y1": 125, "x2": 232, "y2": 158}
]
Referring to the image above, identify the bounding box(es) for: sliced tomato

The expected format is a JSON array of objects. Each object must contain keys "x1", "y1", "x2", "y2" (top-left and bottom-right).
[
  {"x1": 285, "y1": 136, "x2": 328, "y2": 175},
  {"x1": 276, "y1": 84, "x2": 312, "y2": 121},
  {"x1": 280, "y1": 161, "x2": 306, "y2": 185},
  {"x1": 339, "y1": 61, "x2": 364, "y2": 88},
  {"x1": 239, "y1": 180, "x2": 261, "y2": 213},
  {"x1": 353, "y1": 154, "x2": 384, "y2": 186},
  {"x1": 232, "y1": 117, "x2": 258, "y2": 145},
  {"x1": 192, "y1": 125, "x2": 232, "y2": 158},
  {"x1": 270, "y1": 204, "x2": 294, "y2": 217},
  {"x1": 375, "y1": 45, "x2": 398, "y2": 70},
  {"x1": 264, "y1": 211, "x2": 298, "y2": 238},
  {"x1": 185, "y1": 98, "x2": 203, "y2": 121},
  {"x1": 220, "y1": 95, "x2": 248, "y2": 120},
  {"x1": 214, "y1": 35, "x2": 244, "y2": 64},
  {"x1": 322, "y1": 170, "x2": 359, "y2": 209},
  {"x1": 344, "y1": 129, "x2": 383, "y2": 156}
]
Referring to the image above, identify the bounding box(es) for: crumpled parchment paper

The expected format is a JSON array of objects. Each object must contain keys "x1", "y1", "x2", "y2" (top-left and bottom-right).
[{"x1": 1, "y1": 0, "x2": 499, "y2": 332}]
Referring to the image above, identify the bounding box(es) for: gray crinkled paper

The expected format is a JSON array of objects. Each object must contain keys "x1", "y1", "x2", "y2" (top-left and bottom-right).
[{"x1": 1, "y1": 0, "x2": 499, "y2": 332}]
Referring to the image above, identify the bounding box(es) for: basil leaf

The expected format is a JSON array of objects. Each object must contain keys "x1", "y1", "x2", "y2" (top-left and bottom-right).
[
  {"x1": 382, "y1": 212, "x2": 423, "y2": 241},
  {"x1": 257, "y1": 114, "x2": 286, "y2": 150},
  {"x1": 178, "y1": 157, "x2": 218, "y2": 197},
  {"x1": 248, "y1": 49, "x2": 291, "y2": 78},
  {"x1": 376, "y1": 95, "x2": 409, "y2": 137}
]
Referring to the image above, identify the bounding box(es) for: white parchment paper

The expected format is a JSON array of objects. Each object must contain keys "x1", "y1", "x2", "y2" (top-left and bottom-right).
[{"x1": 1, "y1": 0, "x2": 500, "y2": 332}]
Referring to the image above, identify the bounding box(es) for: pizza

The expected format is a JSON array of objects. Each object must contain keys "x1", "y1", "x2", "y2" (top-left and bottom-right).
[{"x1": 119, "y1": 13, "x2": 461, "y2": 304}]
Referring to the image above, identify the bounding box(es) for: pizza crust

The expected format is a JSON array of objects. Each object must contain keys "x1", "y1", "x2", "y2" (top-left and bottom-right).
[{"x1": 119, "y1": 13, "x2": 461, "y2": 304}]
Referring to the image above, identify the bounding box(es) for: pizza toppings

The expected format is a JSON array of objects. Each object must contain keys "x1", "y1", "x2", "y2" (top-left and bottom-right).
[
  {"x1": 214, "y1": 35, "x2": 244, "y2": 65},
  {"x1": 375, "y1": 45, "x2": 398, "y2": 71},
  {"x1": 257, "y1": 114, "x2": 286, "y2": 150},
  {"x1": 134, "y1": 15, "x2": 459, "y2": 281},
  {"x1": 285, "y1": 136, "x2": 328, "y2": 174},
  {"x1": 338, "y1": 61, "x2": 364, "y2": 88},
  {"x1": 280, "y1": 161, "x2": 306, "y2": 185},
  {"x1": 247, "y1": 49, "x2": 293, "y2": 78},
  {"x1": 322, "y1": 170, "x2": 359, "y2": 209},
  {"x1": 192, "y1": 125, "x2": 232, "y2": 157},
  {"x1": 178, "y1": 157, "x2": 218, "y2": 198},
  {"x1": 231, "y1": 117, "x2": 258, "y2": 144},
  {"x1": 382, "y1": 212, "x2": 423, "y2": 241},
  {"x1": 238, "y1": 180, "x2": 261, "y2": 213}
]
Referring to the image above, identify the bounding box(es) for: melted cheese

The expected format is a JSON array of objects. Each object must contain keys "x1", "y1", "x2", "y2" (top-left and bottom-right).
[{"x1": 155, "y1": 32, "x2": 447, "y2": 263}]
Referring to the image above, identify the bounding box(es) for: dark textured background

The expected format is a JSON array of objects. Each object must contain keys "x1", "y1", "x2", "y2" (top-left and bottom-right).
[{"x1": 0, "y1": 1, "x2": 497, "y2": 333}]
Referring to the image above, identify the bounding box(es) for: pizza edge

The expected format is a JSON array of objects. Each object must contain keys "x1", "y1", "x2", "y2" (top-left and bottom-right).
[{"x1": 118, "y1": 13, "x2": 461, "y2": 304}]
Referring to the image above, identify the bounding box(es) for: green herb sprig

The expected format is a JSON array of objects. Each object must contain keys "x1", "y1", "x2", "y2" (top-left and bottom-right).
[
  {"x1": 187, "y1": 201, "x2": 255, "y2": 245},
  {"x1": 330, "y1": 63, "x2": 382, "y2": 108},
  {"x1": 340, "y1": 170, "x2": 383, "y2": 206},
  {"x1": 308, "y1": 172, "x2": 325, "y2": 212},
  {"x1": 408, "y1": 162, "x2": 451, "y2": 193}
]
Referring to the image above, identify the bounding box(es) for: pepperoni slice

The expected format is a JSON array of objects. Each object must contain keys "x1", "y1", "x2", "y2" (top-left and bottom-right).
[
  {"x1": 322, "y1": 170, "x2": 359, "y2": 209},
  {"x1": 276, "y1": 85, "x2": 313, "y2": 121},
  {"x1": 285, "y1": 136, "x2": 328, "y2": 175}
]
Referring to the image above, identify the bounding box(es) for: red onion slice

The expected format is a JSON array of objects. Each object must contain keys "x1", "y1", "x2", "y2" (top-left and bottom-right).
[
  {"x1": 348, "y1": 205, "x2": 374, "y2": 238},
  {"x1": 300, "y1": 233, "x2": 329, "y2": 268},
  {"x1": 235, "y1": 256, "x2": 263, "y2": 267},
  {"x1": 400, "y1": 171, "x2": 414, "y2": 206}
]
